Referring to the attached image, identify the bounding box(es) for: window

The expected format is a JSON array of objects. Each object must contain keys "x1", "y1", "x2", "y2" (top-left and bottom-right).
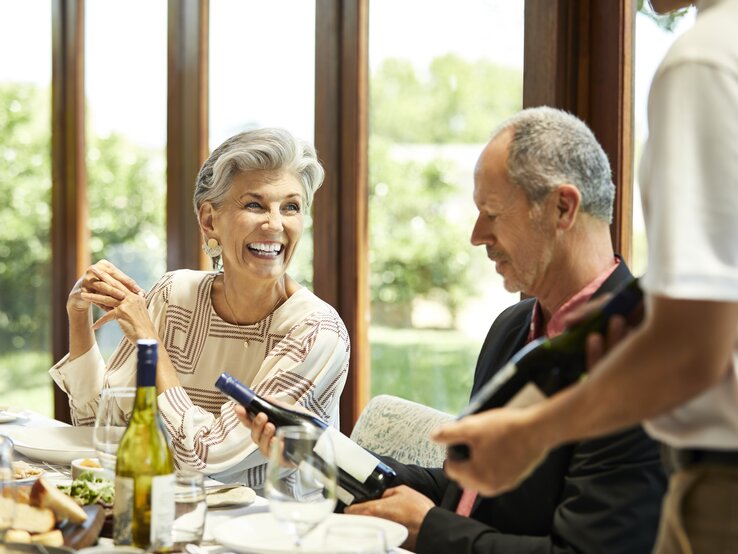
[
  {"x1": 0, "y1": 0, "x2": 53, "y2": 414},
  {"x1": 632, "y1": 4, "x2": 696, "y2": 276},
  {"x1": 209, "y1": 0, "x2": 317, "y2": 287},
  {"x1": 367, "y1": 0, "x2": 523, "y2": 413},
  {"x1": 85, "y1": 0, "x2": 167, "y2": 358}
]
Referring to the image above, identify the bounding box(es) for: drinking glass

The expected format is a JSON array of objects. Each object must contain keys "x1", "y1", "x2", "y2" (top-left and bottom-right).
[
  {"x1": 93, "y1": 386, "x2": 135, "y2": 473},
  {"x1": 323, "y1": 523, "x2": 387, "y2": 553},
  {"x1": 172, "y1": 471, "x2": 207, "y2": 550},
  {"x1": 0, "y1": 435, "x2": 16, "y2": 539},
  {"x1": 265, "y1": 425, "x2": 337, "y2": 549}
]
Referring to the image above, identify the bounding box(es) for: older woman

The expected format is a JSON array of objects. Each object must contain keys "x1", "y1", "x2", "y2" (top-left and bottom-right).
[{"x1": 49, "y1": 128, "x2": 350, "y2": 485}]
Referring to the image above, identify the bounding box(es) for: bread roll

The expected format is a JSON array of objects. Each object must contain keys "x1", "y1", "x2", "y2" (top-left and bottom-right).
[{"x1": 30, "y1": 477, "x2": 87, "y2": 524}]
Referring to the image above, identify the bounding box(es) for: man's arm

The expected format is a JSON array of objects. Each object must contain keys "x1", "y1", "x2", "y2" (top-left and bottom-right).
[{"x1": 434, "y1": 295, "x2": 738, "y2": 495}]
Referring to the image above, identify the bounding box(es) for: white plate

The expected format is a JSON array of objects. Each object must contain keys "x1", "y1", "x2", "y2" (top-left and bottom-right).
[
  {"x1": 213, "y1": 512, "x2": 408, "y2": 554},
  {"x1": 0, "y1": 411, "x2": 19, "y2": 424},
  {"x1": 5, "y1": 426, "x2": 96, "y2": 465}
]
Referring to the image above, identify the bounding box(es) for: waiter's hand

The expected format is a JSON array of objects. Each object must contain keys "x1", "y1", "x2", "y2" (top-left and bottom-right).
[{"x1": 431, "y1": 406, "x2": 548, "y2": 496}]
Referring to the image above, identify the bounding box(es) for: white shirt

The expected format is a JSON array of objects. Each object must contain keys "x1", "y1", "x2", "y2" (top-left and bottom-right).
[{"x1": 640, "y1": 0, "x2": 738, "y2": 448}]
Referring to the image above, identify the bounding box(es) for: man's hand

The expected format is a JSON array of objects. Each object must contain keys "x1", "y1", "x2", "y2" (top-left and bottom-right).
[
  {"x1": 345, "y1": 486, "x2": 434, "y2": 551},
  {"x1": 431, "y1": 407, "x2": 549, "y2": 496}
]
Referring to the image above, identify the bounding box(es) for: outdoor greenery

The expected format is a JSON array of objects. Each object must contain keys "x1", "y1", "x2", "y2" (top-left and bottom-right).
[{"x1": 3, "y1": 52, "x2": 521, "y2": 416}]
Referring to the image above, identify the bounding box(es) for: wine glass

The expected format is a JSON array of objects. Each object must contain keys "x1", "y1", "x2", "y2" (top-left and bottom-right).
[
  {"x1": 265, "y1": 425, "x2": 337, "y2": 549},
  {"x1": 93, "y1": 386, "x2": 135, "y2": 474},
  {"x1": 0, "y1": 435, "x2": 16, "y2": 540}
]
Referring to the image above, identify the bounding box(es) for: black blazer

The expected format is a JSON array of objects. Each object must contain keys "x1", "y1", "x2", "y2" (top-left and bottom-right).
[{"x1": 385, "y1": 262, "x2": 667, "y2": 553}]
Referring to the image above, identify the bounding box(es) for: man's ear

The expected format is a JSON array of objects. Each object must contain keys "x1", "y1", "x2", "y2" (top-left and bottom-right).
[
  {"x1": 199, "y1": 202, "x2": 216, "y2": 234},
  {"x1": 554, "y1": 184, "x2": 581, "y2": 230}
]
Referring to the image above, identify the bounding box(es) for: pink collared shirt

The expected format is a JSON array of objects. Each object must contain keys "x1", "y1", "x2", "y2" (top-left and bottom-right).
[
  {"x1": 456, "y1": 258, "x2": 620, "y2": 518},
  {"x1": 528, "y1": 258, "x2": 620, "y2": 341}
]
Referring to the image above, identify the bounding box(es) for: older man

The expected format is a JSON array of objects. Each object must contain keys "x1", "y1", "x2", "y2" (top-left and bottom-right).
[
  {"x1": 238, "y1": 107, "x2": 666, "y2": 553},
  {"x1": 434, "y1": 2, "x2": 738, "y2": 553}
]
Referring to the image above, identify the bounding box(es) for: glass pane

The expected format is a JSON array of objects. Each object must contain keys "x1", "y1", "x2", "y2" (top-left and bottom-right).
[
  {"x1": 86, "y1": 0, "x2": 167, "y2": 358},
  {"x1": 368, "y1": 1, "x2": 523, "y2": 413},
  {"x1": 633, "y1": 5, "x2": 696, "y2": 276},
  {"x1": 0, "y1": 0, "x2": 53, "y2": 415},
  {"x1": 209, "y1": 0, "x2": 316, "y2": 288}
]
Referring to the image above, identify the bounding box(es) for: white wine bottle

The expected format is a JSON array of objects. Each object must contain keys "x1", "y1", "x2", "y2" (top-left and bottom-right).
[
  {"x1": 113, "y1": 339, "x2": 175, "y2": 551},
  {"x1": 215, "y1": 373, "x2": 396, "y2": 506},
  {"x1": 449, "y1": 278, "x2": 643, "y2": 460}
]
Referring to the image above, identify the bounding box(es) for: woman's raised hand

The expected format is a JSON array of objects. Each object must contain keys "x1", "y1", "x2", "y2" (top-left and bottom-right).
[{"x1": 68, "y1": 260, "x2": 144, "y2": 314}]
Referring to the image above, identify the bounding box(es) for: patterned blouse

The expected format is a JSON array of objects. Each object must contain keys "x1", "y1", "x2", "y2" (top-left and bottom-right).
[{"x1": 49, "y1": 269, "x2": 350, "y2": 485}]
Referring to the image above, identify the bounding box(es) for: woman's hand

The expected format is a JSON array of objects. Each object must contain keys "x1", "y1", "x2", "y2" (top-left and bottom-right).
[
  {"x1": 74, "y1": 262, "x2": 156, "y2": 344},
  {"x1": 68, "y1": 260, "x2": 145, "y2": 315}
]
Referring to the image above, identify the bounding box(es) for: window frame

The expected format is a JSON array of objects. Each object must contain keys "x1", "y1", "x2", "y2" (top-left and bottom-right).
[{"x1": 50, "y1": 0, "x2": 635, "y2": 430}]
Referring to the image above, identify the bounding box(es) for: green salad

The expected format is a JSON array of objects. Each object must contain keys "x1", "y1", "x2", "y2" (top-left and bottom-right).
[{"x1": 57, "y1": 470, "x2": 115, "y2": 507}]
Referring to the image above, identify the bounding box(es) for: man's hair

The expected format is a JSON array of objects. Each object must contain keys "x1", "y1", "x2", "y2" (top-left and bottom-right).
[{"x1": 494, "y1": 107, "x2": 615, "y2": 222}]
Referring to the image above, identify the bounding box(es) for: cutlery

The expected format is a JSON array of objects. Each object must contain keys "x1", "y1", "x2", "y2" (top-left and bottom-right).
[
  {"x1": 204, "y1": 483, "x2": 244, "y2": 494},
  {"x1": 42, "y1": 461, "x2": 72, "y2": 477}
]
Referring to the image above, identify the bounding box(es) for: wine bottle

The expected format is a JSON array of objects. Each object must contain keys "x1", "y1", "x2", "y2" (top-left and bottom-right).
[
  {"x1": 449, "y1": 277, "x2": 643, "y2": 460},
  {"x1": 215, "y1": 373, "x2": 396, "y2": 505},
  {"x1": 113, "y1": 339, "x2": 175, "y2": 551}
]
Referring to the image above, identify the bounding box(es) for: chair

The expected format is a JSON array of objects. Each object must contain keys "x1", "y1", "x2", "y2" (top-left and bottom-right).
[{"x1": 350, "y1": 394, "x2": 454, "y2": 467}]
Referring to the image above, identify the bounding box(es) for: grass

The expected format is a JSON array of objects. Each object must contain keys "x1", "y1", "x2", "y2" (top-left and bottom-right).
[
  {"x1": 1, "y1": 326, "x2": 482, "y2": 420},
  {"x1": 0, "y1": 349, "x2": 54, "y2": 417},
  {"x1": 370, "y1": 326, "x2": 481, "y2": 415}
]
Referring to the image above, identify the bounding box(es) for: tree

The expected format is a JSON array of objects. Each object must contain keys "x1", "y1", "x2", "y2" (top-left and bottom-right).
[{"x1": 368, "y1": 55, "x2": 522, "y2": 327}]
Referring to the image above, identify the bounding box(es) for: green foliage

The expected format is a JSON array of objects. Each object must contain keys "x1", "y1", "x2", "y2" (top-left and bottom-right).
[
  {"x1": 368, "y1": 138, "x2": 485, "y2": 326},
  {"x1": 371, "y1": 54, "x2": 522, "y2": 144},
  {"x1": 368, "y1": 55, "x2": 521, "y2": 326},
  {"x1": 370, "y1": 326, "x2": 479, "y2": 414},
  {"x1": 637, "y1": 0, "x2": 691, "y2": 32},
  {"x1": 0, "y1": 83, "x2": 52, "y2": 351}
]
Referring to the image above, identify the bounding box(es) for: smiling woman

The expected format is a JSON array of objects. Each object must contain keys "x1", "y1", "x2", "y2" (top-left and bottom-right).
[{"x1": 48, "y1": 128, "x2": 351, "y2": 487}]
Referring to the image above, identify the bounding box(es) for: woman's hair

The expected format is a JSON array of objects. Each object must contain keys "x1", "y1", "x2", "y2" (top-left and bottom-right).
[
  {"x1": 193, "y1": 127, "x2": 325, "y2": 219},
  {"x1": 494, "y1": 107, "x2": 615, "y2": 222}
]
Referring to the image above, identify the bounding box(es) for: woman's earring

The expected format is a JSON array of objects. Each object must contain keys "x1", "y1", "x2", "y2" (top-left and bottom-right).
[{"x1": 202, "y1": 238, "x2": 223, "y2": 257}]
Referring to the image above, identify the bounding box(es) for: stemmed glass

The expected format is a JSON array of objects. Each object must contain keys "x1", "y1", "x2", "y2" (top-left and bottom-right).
[
  {"x1": 0, "y1": 435, "x2": 16, "y2": 540},
  {"x1": 93, "y1": 386, "x2": 135, "y2": 475},
  {"x1": 265, "y1": 425, "x2": 337, "y2": 549}
]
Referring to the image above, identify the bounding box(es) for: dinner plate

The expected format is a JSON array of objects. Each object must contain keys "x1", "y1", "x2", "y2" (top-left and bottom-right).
[
  {"x1": 5, "y1": 426, "x2": 96, "y2": 464},
  {"x1": 213, "y1": 512, "x2": 408, "y2": 554},
  {"x1": 0, "y1": 410, "x2": 20, "y2": 423}
]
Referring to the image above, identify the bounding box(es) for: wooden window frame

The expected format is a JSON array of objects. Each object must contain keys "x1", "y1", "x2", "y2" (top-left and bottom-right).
[{"x1": 50, "y1": 0, "x2": 635, "y2": 429}]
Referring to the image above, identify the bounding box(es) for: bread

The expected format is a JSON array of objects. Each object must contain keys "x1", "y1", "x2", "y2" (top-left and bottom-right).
[
  {"x1": 30, "y1": 477, "x2": 88, "y2": 524},
  {"x1": 31, "y1": 529, "x2": 65, "y2": 547},
  {"x1": 4, "y1": 529, "x2": 32, "y2": 543},
  {"x1": 10, "y1": 502, "x2": 56, "y2": 534}
]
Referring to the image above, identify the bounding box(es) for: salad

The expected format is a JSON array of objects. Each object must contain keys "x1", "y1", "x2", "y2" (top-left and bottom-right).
[{"x1": 57, "y1": 471, "x2": 114, "y2": 507}]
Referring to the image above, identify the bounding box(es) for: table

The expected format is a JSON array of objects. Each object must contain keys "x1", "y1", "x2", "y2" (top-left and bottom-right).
[{"x1": 1, "y1": 410, "x2": 411, "y2": 553}]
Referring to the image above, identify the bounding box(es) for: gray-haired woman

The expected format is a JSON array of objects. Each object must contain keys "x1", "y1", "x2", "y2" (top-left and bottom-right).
[{"x1": 50, "y1": 128, "x2": 350, "y2": 485}]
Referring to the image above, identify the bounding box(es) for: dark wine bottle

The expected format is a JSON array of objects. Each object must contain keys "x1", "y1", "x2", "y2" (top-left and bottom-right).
[
  {"x1": 113, "y1": 339, "x2": 175, "y2": 550},
  {"x1": 449, "y1": 277, "x2": 643, "y2": 460},
  {"x1": 215, "y1": 373, "x2": 396, "y2": 505}
]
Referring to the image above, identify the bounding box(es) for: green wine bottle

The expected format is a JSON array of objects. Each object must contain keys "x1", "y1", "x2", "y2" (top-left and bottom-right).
[
  {"x1": 448, "y1": 277, "x2": 643, "y2": 460},
  {"x1": 113, "y1": 339, "x2": 175, "y2": 551}
]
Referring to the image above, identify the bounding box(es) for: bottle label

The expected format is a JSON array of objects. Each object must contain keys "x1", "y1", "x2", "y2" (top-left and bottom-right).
[
  {"x1": 113, "y1": 476, "x2": 135, "y2": 545},
  {"x1": 150, "y1": 473, "x2": 175, "y2": 549},
  {"x1": 506, "y1": 382, "x2": 546, "y2": 409},
  {"x1": 315, "y1": 427, "x2": 378, "y2": 484},
  {"x1": 336, "y1": 485, "x2": 355, "y2": 506}
]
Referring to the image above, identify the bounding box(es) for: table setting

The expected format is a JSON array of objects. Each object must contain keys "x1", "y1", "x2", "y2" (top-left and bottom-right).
[{"x1": 1, "y1": 407, "x2": 411, "y2": 553}]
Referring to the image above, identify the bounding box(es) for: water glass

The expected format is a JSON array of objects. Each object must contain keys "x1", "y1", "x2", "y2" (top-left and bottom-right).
[
  {"x1": 265, "y1": 425, "x2": 337, "y2": 548},
  {"x1": 0, "y1": 435, "x2": 16, "y2": 539},
  {"x1": 172, "y1": 471, "x2": 207, "y2": 549},
  {"x1": 323, "y1": 523, "x2": 387, "y2": 553},
  {"x1": 93, "y1": 386, "x2": 135, "y2": 473}
]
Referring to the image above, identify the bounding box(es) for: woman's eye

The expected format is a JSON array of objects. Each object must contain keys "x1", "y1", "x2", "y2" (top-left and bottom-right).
[
  {"x1": 244, "y1": 202, "x2": 262, "y2": 210},
  {"x1": 283, "y1": 203, "x2": 301, "y2": 213}
]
